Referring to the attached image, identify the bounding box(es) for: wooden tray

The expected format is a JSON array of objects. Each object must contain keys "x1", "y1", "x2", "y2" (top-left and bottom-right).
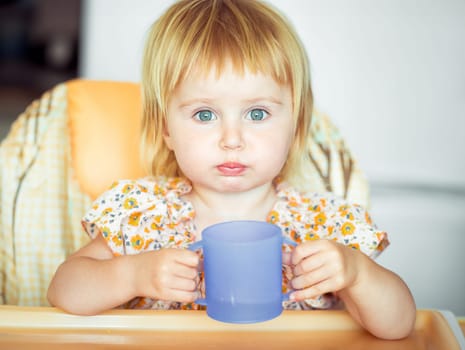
[{"x1": 0, "y1": 306, "x2": 463, "y2": 349}]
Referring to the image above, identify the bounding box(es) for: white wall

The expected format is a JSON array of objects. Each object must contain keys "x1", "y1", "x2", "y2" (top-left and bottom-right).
[
  {"x1": 371, "y1": 185, "x2": 465, "y2": 315},
  {"x1": 80, "y1": 0, "x2": 465, "y2": 315},
  {"x1": 81, "y1": 0, "x2": 465, "y2": 188}
]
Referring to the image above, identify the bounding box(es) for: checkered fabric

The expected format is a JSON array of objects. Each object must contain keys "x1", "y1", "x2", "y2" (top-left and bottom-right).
[
  {"x1": 0, "y1": 80, "x2": 368, "y2": 306},
  {"x1": 0, "y1": 83, "x2": 91, "y2": 305}
]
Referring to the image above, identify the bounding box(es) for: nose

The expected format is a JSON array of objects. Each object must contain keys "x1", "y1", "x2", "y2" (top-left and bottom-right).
[{"x1": 219, "y1": 120, "x2": 244, "y2": 150}]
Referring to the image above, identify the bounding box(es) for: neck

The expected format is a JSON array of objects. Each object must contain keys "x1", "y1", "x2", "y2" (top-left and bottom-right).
[{"x1": 186, "y1": 183, "x2": 277, "y2": 233}]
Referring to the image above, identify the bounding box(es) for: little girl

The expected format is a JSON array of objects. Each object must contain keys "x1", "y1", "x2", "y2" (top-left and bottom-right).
[{"x1": 47, "y1": 0, "x2": 415, "y2": 339}]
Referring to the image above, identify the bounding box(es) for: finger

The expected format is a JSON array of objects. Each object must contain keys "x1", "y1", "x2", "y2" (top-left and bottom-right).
[
  {"x1": 197, "y1": 258, "x2": 204, "y2": 273},
  {"x1": 293, "y1": 254, "x2": 325, "y2": 276},
  {"x1": 282, "y1": 251, "x2": 292, "y2": 266},
  {"x1": 291, "y1": 240, "x2": 323, "y2": 266},
  {"x1": 172, "y1": 263, "x2": 199, "y2": 280},
  {"x1": 172, "y1": 248, "x2": 200, "y2": 267},
  {"x1": 291, "y1": 265, "x2": 332, "y2": 290},
  {"x1": 291, "y1": 278, "x2": 334, "y2": 301},
  {"x1": 159, "y1": 289, "x2": 200, "y2": 303},
  {"x1": 169, "y1": 276, "x2": 198, "y2": 292}
]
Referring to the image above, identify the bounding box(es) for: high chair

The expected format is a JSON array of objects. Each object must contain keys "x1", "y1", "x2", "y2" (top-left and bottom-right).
[{"x1": 0, "y1": 79, "x2": 369, "y2": 306}]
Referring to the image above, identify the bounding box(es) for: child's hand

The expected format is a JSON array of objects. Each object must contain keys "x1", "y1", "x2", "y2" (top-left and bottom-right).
[
  {"x1": 283, "y1": 240, "x2": 362, "y2": 301},
  {"x1": 132, "y1": 248, "x2": 200, "y2": 303}
]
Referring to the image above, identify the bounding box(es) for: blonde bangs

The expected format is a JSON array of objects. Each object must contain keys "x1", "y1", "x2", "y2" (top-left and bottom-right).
[{"x1": 159, "y1": 0, "x2": 297, "y2": 88}]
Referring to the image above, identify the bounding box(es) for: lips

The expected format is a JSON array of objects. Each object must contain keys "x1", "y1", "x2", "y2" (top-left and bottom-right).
[{"x1": 217, "y1": 162, "x2": 246, "y2": 176}]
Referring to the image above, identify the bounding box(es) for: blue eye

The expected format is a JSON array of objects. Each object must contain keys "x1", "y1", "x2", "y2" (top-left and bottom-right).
[
  {"x1": 195, "y1": 110, "x2": 216, "y2": 121},
  {"x1": 247, "y1": 109, "x2": 268, "y2": 121}
]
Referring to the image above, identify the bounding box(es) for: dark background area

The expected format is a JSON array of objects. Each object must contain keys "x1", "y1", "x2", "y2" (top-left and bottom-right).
[{"x1": 0, "y1": 0, "x2": 81, "y2": 140}]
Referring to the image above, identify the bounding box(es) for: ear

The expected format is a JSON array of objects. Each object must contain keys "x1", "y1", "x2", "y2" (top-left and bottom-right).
[{"x1": 162, "y1": 122, "x2": 173, "y2": 150}]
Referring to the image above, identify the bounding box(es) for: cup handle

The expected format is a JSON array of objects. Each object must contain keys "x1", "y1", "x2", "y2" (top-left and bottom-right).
[
  {"x1": 283, "y1": 236, "x2": 297, "y2": 247},
  {"x1": 282, "y1": 236, "x2": 297, "y2": 302},
  {"x1": 188, "y1": 241, "x2": 207, "y2": 306},
  {"x1": 188, "y1": 240, "x2": 203, "y2": 252}
]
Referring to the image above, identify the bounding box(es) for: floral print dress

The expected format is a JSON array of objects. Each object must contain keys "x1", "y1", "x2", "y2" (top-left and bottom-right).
[{"x1": 82, "y1": 176, "x2": 389, "y2": 310}]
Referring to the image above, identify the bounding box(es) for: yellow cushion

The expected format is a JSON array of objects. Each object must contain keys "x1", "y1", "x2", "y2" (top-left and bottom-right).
[{"x1": 67, "y1": 80, "x2": 147, "y2": 200}]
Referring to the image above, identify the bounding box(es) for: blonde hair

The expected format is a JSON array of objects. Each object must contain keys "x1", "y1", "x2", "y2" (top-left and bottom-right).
[{"x1": 141, "y1": 0, "x2": 313, "y2": 186}]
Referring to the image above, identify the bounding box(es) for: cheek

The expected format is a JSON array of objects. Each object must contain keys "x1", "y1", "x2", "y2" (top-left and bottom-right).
[
  {"x1": 270, "y1": 129, "x2": 295, "y2": 169},
  {"x1": 266, "y1": 127, "x2": 294, "y2": 156},
  {"x1": 170, "y1": 137, "x2": 208, "y2": 167}
]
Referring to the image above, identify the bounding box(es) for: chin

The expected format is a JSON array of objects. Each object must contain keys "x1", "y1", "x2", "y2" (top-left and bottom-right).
[{"x1": 218, "y1": 177, "x2": 271, "y2": 193}]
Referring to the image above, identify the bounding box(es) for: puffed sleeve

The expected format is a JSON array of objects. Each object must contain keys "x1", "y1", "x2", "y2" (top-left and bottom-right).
[
  {"x1": 274, "y1": 187, "x2": 390, "y2": 310},
  {"x1": 317, "y1": 195, "x2": 389, "y2": 259},
  {"x1": 81, "y1": 179, "x2": 168, "y2": 256},
  {"x1": 278, "y1": 191, "x2": 389, "y2": 259}
]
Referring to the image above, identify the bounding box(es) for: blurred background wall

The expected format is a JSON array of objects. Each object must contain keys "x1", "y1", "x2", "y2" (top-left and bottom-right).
[
  {"x1": 0, "y1": 0, "x2": 81, "y2": 140},
  {"x1": 1, "y1": 0, "x2": 464, "y2": 315}
]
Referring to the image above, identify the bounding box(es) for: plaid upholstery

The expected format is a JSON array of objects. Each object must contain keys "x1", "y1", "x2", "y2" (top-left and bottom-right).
[
  {"x1": 0, "y1": 83, "x2": 91, "y2": 305},
  {"x1": 0, "y1": 80, "x2": 368, "y2": 306}
]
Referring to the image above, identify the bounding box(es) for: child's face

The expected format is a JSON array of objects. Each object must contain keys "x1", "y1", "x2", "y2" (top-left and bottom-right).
[{"x1": 164, "y1": 64, "x2": 294, "y2": 193}]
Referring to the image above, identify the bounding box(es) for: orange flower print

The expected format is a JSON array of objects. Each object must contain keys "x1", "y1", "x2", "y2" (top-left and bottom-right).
[
  {"x1": 348, "y1": 242, "x2": 360, "y2": 250},
  {"x1": 327, "y1": 225, "x2": 334, "y2": 235},
  {"x1": 110, "y1": 181, "x2": 119, "y2": 189},
  {"x1": 111, "y1": 232, "x2": 123, "y2": 246},
  {"x1": 123, "y1": 197, "x2": 138, "y2": 209},
  {"x1": 314, "y1": 212, "x2": 327, "y2": 226},
  {"x1": 130, "y1": 234, "x2": 144, "y2": 250},
  {"x1": 121, "y1": 183, "x2": 134, "y2": 194},
  {"x1": 101, "y1": 226, "x2": 111, "y2": 238},
  {"x1": 376, "y1": 232, "x2": 389, "y2": 251},
  {"x1": 267, "y1": 210, "x2": 280, "y2": 224},
  {"x1": 102, "y1": 207, "x2": 113, "y2": 215},
  {"x1": 151, "y1": 222, "x2": 162, "y2": 231},
  {"x1": 289, "y1": 198, "x2": 299, "y2": 207},
  {"x1": 365, "y1": 211, "x2": 373, "y2": 225},
  {"x1": 341, "y1": 222, "x2": 355, "y2": 236},
  {"x1": 308, "y1": 204, "x2": 321, "y2": 212},
  {"x1": 128, "y1": 212, "x2": 142, "y2": 226},
  {"x1": 153, "y1": 184, "x2": 164, "y2": 195},
  {"x1": 143, "y1": 238, "x2": 154, "y2": 250},
  {"x1": 345, "y1": 212, "x2": 354, "y2": 220},
  {"x1": 338, "y1": 205, "x2": 349, "y2": 216},
  {"x1": 150, "y1": 215, "x2": 163, "y2": 231},
  {"x1": 134, "y1": 298, "x2": 148, "y2": 308},
  {"x1": 305, "y1": 232, "x2": 320, "y2": 240},
  {"x1": 290, "y1": 210, "x2": 301, "y2": 222},
  {"x1": 290, "y1": 230, "x2": 302, "y2": 243}
]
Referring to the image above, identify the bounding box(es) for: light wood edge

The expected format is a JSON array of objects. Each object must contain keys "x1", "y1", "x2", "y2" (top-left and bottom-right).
[
  {"x1": 0, "y1": 306, "x2": 361, "y2": 332},
  {"x1": 0, "y1": 306, "x2": 455, "y2": 334},
  {"x1": 437, "y1": 311, "x2": 465, "y2": 348},
  {"x1": 459, "y1": 319, "x2": 465, "y2": 337}
]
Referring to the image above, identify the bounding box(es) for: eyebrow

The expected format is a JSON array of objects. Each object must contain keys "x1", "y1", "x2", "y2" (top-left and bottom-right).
[
  {"x1": 243, "y1": 97, "x2": 284, "y2": 105},
  {"x1": 178, "y1": 96, "x2": 284, "y2": 109}
]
